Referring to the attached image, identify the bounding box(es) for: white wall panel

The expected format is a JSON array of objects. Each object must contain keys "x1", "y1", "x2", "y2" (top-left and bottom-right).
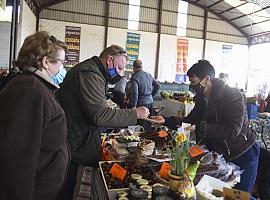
[
  {"x1": 205, "y1": 40, "x2": 249, "y2": 89},
  {"x1": 187, "y1": 37, "x2": 204, "y2": 69},
  {"x1": 0, "y1": 22, "x2": 11, "y2": 68},
  {"x1": 159, "y1": 34, "x2": 177, "y2": 82},
  {"x1": 39, "y1": 19, "x2": 105, "y2": 61},
  {"x1": 20, "y1": 0, "x2": 36, "y2": 48}
]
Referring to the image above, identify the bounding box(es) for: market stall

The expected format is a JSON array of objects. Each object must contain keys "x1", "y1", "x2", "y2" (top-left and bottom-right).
[{"x1": 75, "y1": 126, "x2": 242, "y2": 200}]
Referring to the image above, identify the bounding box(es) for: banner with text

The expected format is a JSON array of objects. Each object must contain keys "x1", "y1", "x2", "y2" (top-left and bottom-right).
[
  {"x1": 125, "y1": 32, "x2": 140, "y2": 71},
  {"x1": 175, "y1": 38, "x2": 189, "y2": 82},
  {"x1": 65, "y1": 26, "x2": 81, "y2": 68}
]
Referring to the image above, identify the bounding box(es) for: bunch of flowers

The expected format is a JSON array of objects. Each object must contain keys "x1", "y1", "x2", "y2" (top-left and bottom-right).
[{"x1": 170, "y1": 129, "x2": 191, "y2": 176}]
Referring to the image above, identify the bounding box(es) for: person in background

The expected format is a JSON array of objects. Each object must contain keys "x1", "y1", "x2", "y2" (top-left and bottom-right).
[
  {"x1": 264, "y1": 92, "x2": 270, "y2": 112},
  {"x1": 56, "y1": 45, "x2": 150, "y2": 200},
  {"x1": 0, "y1": 31, "x2": 69, "y2": 200},
  {"x1": 111, "y1": 75, "x2": 128, "y2": 108},
  {"x1": 164, "y1": 60, "x2": 215, "y2": 130},
  {"x1": 150, "y1": 60, "x2": 259, "y2": 197},
  {"x1": 127, "y1": 59, "x2": 160, "y2": 130}
]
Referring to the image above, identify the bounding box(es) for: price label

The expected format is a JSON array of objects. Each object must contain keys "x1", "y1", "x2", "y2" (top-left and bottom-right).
[
  {"x1": 223, "y1": 187, "x2": 250, "y2": 200},
  {"x1": 158, "y1": 130, "x2": 168, "y2": 138},
  {"x1": 159, "y1": 162, "x2": 171, "y2": 180},
  {"x1": 109, "y1": 163, "x2": 127, "y2": 181},
  {"x1": 188, "y1": 145, "x2": 204, "y2": 158}
]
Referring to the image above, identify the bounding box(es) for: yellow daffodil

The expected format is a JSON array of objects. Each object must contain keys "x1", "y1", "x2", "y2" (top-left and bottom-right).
[{"x1": 175, "y1": 133, "x2": 187, "y2": 144}]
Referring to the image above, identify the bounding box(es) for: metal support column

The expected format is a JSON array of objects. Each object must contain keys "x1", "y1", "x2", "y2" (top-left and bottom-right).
[
  {"x1": 154, "y1": 0, "x2": 163, "y2": 79},
  {"x1": 9, "y1": 0, "x2": 20, "y2": 69},
  {"x1": 104, "y1": 0, "x2": 109, "y2": 49},
  {"x1": 202, "y1": 8, "x2": 208, "y2": 59}
]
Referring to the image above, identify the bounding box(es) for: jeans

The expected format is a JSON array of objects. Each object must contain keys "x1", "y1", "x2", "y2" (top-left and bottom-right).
[
  {"x1": 58, "y1": 160, "x2": 79, "y2": 200},
  {"x1": 231, "y1": 143, "x2": 260, "y2": 197}
]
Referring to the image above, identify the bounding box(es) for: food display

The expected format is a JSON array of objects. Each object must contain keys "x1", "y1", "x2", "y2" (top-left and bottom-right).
[
  {"x1": 96, "y1": 127, "x2": 242, "y2": 200},
  {"x1": 123, "y1": 135, "x2": 140, "y2": 142},
  {"x1": 100, "y1": 161, "x2": 131, "y2": 190},
  {"x1": 160, "y1": 91, "x2": 194, "y2": 103},
  {"x1": 100, "y1": 161, "x2": 156, "y2": 190}
]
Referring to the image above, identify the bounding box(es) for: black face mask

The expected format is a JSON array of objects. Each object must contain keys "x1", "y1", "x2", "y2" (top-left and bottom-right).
[{"x1": 189, "y1": 82, "x2": 205, "y2": 96}]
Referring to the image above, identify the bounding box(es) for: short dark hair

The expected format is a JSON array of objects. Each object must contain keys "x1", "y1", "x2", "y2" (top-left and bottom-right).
[
  {"x1": 99, "y1": 45, "x2": 127, "y2": 59},
  {"x1": 133, "y1": 59, "x2": 143, "y2": 69},
  {"x1": 187, "y1": 60, "x2": 215, "y2": 80}
]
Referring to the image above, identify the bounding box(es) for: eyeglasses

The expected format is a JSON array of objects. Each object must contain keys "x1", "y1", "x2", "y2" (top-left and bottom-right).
[
  {"x1": 47, "y1": 55, "x2": 67, "y2": 66},
  {"x1": 49, "y1": 35, "x2": 57, "y2": 43},
  {"x1": 55, "y1": 58, "x2": 67, "y2": 66}
]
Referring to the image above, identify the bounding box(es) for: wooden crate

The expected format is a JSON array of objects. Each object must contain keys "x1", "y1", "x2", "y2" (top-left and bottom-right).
[{"x1": 99, "y1": 161, "x2": 129, "y2": 199}]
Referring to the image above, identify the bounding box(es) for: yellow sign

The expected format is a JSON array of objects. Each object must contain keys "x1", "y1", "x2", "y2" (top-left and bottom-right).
[
  {"x1": 0, "y1": 0, "x2": 5, "y2": 11},
  {"x1": 223, "y1": 187, "x2": 250, "y2": 200}
]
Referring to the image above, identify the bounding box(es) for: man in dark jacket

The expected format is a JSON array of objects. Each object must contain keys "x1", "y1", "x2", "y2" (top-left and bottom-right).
[
  {"x1": 127, "y1": 59, "x2": 160, "y2": 130},
  {"x1": 56, "y1": 45, "x2": 150, "y2": 199},
  {"x1": 150, "y1": 60, "x2": 259, "y2": 196}
]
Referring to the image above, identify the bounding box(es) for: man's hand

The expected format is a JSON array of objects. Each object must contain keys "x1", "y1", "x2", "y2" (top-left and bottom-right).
[
  {"x1": 145, "y1": 115, "x2": 165, "y2": 124},
  {"x1": 135, "y1": 106, "x2": 150, "y2": 119}
]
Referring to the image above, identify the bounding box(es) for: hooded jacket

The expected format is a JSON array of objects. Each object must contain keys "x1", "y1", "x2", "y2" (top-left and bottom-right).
[
  {"x1": 56, "y1": 56, "x2": 137, "y2": 167},
  {"x1": 0, "y1": 67, "x2": 68, "y2": 200},
  {"x1": 199, "y1": 79, "x2": 256, "y2": 161}
]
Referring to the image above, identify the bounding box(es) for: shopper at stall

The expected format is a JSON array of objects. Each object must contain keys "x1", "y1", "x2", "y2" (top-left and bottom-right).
[
  {"x1": 127, "y1": 59, "x2": 160, "y2": 130},
  {"x1": 0, "y1": 31, "x2": 69, "y2": 200},
  {"x1": 149, "y1": 60, "x2": 259, "y2": 196},
  {"x1": 56, "y1": 45, "x2": 150, "y2": 199},
  {"x1": 163, "y1": 60, "x2": 215, "y2": 129}
]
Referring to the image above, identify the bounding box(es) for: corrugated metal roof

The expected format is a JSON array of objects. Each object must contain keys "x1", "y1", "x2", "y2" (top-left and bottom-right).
[
  {"x1": 32, "y1": 0, "x2": 270, "y2": 44},
  {"x1": 185, "y1": 0, "x2": 270, "y2": 41}
]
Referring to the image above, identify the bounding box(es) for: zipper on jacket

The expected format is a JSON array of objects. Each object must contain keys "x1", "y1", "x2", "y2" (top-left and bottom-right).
[
  {"x1": 224, "y1": 139, "x2": 231, "y2": 156},
  {"x1": 241, "y1": 132, "x2": 248, "y2": 140}
]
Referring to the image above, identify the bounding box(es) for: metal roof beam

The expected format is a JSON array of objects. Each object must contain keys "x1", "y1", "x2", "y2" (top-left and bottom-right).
[
  {"x1": 240, "y1": 18, "x2": 270, "y2": 28},
  {"x1": 217, "y1": 2, "x2": 247, "y2": 15},
  {"x1": 250, "y1": 31, "x2": 270, "y2": 45},
  {"x1": 184, "y1": 0, "x2": 248, "y2": 37},
  {"x1": 39, "y1": 0, "x2": 68, "y2": 10},
  {"x1": 207, "y1": 0, "x2": 223, "y2": 9},
  {"x1": 230, "y1": 5, "x2": 270, "y2": 21}
]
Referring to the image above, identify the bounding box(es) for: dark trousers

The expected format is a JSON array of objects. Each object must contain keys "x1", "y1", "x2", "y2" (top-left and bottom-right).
[
  {"x1": 231, "y1": 143, "x2": 259, "y2": 196},
  {"x1": 257, "y1": 147, "x2": 270, "y2": 200},
  {"x1": 137, "y1": 103, "x2": 153, "y2": 131},
  {"x1": 58, "y1": 160, "x2": 79, "y2": 200}
]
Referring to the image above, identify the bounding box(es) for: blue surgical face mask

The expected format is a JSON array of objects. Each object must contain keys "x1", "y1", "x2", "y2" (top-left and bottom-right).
[
  {"x1": 48, "y1": 67, "x2": 67, "y2": 85},
  {"x1": 107, "y1": 67, "x2": 118, "y2": 78}
]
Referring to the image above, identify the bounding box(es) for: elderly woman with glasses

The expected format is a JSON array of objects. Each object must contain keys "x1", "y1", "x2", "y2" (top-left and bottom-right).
[{"x1": 0, "y1": 31, "x2": 69, "y2": 200}]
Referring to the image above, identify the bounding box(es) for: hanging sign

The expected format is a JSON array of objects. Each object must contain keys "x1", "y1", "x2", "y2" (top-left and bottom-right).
[
  {"x1": 175, "y1": 38, "x2": 189, "y2": 82},
  {"x1": 125, "y1": 32, "x2": 140, "y2": 71},
  {"x1": 65, "y1": 26, "x2": 81, "y2": 68}
]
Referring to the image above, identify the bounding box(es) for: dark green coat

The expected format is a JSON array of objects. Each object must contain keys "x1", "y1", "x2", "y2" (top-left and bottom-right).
[{"x1": 57, "y1": 56, "x2": 137, "y2": 167}]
